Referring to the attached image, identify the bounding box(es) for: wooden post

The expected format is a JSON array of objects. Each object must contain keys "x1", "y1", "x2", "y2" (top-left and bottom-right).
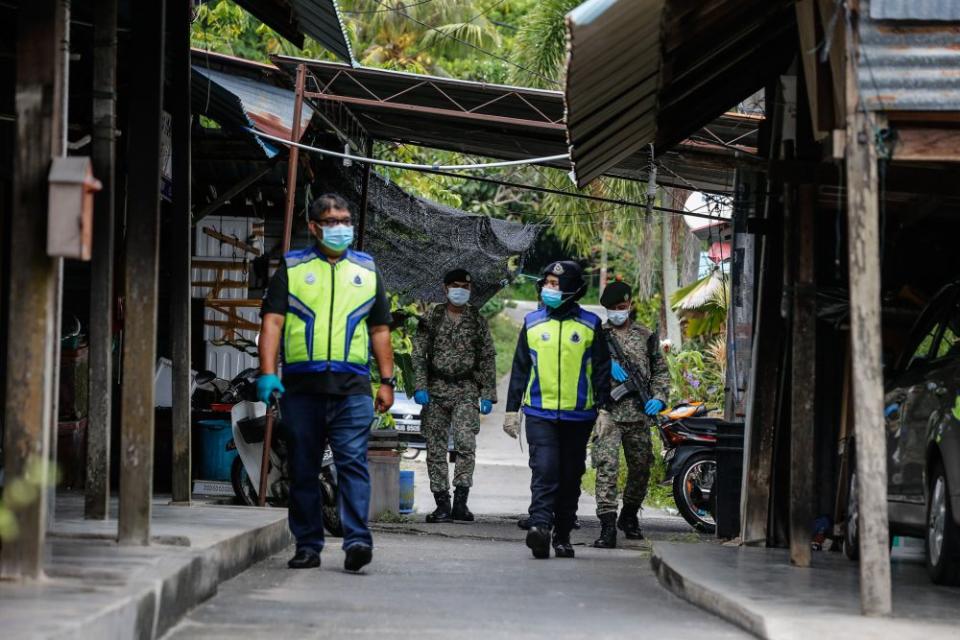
[
  {"x1": 726, "y1": 171, "x2": 756, "y2": 421},
  {"x1": 118, "y1": 0, "x2": 166, "y2": 545},
  {"x1": 86, "y1": 0, "x2": 117, "y2": 520},
  {"x1": 281, "y1": 64, "x2": 306, "y2": 253},
  {"x1": 845, "y1": 7, "x2": 892, "y2": 616},
  {"x1": 169, "y1": 0, "x2": 192, "y2": 505},
  {"x1": 1, "y1": 0, "x2": 66, "y2": 578},
  {"x1": 789, "y1": 183, "x2": 816, "y2": 567},
  {"x1": 356, "y1": 139, "x2": 373, "y2": 251}
]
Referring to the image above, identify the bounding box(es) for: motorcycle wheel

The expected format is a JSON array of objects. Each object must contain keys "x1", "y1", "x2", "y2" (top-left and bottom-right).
[
  {"x1": 672, "y1": 452, "x2": 717, "y2": 534},
  {"x1": 231, "y1": 456, "x2": 259, "y2": 507},
  {"x1": 319, "y1": 467, "x2": 343, "y2": 538}
]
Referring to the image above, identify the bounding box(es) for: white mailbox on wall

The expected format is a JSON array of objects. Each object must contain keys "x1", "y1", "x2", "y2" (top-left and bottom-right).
[{"x1": 47, "y1": 156, "x2": 101, "y2": 261}]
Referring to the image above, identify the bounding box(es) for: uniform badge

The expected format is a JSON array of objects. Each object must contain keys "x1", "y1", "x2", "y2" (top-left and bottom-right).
[
  {"x1": 353, "y1": 274, "x2": 363, "y2": 286},
  {"x1": 552, "y1": 263, "x2": 565, "y2": 275},
  {"x1": 570, "y1": 332, "x2": 582, "y2": 343},
  {"x1": 541, "y1": 332, "x2": 551, "y2": 342},
  {"x1": 305, "y1": 272, "x2": 316, "y2": 285}
]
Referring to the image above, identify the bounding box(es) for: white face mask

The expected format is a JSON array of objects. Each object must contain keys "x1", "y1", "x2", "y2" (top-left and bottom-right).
[
  {"x1": 447, "y1": 287, "x2": 471, "y2": 307},
  {"x1": 608, "y1": 309, "x2": 630, "y2": 326}
]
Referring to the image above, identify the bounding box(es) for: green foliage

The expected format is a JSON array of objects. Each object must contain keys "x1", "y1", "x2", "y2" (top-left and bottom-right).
[
  {"x1": 509, "y1": 0, "x2": 582, "y2": 88},
  {"x1": 479, "y1": 296, "x2": 505, "y2": 318},
  {"x1": 489, "y1": 312, "x2": 521, "y2": 379},
  {"x1": 664, "y1": 341, "x2": 726, "y2": 409}
]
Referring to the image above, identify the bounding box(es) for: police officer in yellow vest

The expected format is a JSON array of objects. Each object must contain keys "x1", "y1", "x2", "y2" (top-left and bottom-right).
[
  {"x1": 258, "y1": 193, "x2": 395, "y2": 573},
  {"x1": 503, "y1": 261, "x2": 611, "y2": 559}
]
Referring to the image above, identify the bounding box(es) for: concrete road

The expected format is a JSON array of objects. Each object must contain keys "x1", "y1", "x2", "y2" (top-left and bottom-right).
[{"x1": 165, "y1": 527, "x2": 749, "y2": 640}]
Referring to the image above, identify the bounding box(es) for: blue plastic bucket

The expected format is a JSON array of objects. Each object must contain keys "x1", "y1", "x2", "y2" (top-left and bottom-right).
[
  {"x1": 198, "y1": 419, "x2": 237, "y2": 481},
  {"x1": 399, "y1": 470, "x2": 415, "y2": 514}
]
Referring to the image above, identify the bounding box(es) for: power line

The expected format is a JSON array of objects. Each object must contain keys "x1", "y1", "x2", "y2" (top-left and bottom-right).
[
  {"x1": 343, "y1": 0, "x2": 436, "y2": 15},
  {"x1": 368, "y1": 0, "x2": 560, "y2": 87}
]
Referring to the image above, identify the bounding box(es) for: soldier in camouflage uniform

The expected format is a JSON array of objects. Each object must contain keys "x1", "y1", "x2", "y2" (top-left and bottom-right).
[
  {"x1": 592, "y1": 278, "x2": 670, "y2": 547},
  {"x1": 412, "y1": 268, "x2": 497, "y2": 523}
]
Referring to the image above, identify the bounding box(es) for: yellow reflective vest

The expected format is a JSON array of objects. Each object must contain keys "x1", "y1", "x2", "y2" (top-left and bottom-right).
[
  {"x1": 282, "y1": 247, "x2": 379, "y2": 375},
  {"x1": 522, "y1": 306, "x2": 602, "y2": 421}
]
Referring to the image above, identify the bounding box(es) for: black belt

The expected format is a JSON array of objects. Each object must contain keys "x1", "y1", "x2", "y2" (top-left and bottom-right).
[{"x1": 429, "y1": 367, "x2": 474, "y2": 384}]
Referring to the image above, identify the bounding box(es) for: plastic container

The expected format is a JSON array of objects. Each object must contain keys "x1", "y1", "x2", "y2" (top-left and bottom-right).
[
  {"x1": 399, "y1": 470, "x2": 415, "y2": 514},
  {"x1": 198, "y1": 419, "x2": 237, "y2": 481}
]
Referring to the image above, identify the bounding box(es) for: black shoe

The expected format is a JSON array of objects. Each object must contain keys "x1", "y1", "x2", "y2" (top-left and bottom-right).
[
  {"x1": 552, "y1": 530, "x2": 575, "y2": 558},
  {"x1": 343, "y1": 544, "x2": 372, "y2": 573},
  {"x1": 517, "y1": 516, "x2": 531, "y2": 530},
  {"x1": 452, "y1": 486, "x2": 474, "y2": 522},
  {"x1": 426, "y1": 491, "x2": 454, "y2": 523},
  {"x1": 526, "y1": 526, "x2": 551, "y2": 559},
  {"x1": 287, "y1": 548, "x2": 320, "y2": 569},
  {"x1": 593, "y1": 512, "x2": 618, "y2": 548},
  {"x1": 618, "y1": 504, "x2": 644, "y2": 540}
]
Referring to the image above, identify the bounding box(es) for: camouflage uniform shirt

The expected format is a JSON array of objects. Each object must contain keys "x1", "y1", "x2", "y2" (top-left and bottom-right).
[{"x1": 605, "y1": 322, "x2": 670, "y2": 423}]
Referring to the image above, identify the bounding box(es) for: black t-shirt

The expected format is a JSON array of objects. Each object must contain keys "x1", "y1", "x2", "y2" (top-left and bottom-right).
[{"x1": 261, "y1": 253, "x2": 392, "y2": 396}]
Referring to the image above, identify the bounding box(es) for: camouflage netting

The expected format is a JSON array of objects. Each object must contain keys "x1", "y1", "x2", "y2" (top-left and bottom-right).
[{"x1": 321, "y1": 158, "x2": 540, "y2": 307}]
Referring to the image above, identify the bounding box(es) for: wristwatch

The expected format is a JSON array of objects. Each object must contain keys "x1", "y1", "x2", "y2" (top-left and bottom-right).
[{"x1": 380, "y1": 376, "x2": 397, "y2": 388}]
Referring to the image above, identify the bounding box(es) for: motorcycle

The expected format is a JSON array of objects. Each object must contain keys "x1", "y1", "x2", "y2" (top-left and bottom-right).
[
  {"x1": 197, "y1": 368, "x2": 343, "y2": 537},
  {"x1": 657, "y1": 402, "x2": 718, "y2": 534}
]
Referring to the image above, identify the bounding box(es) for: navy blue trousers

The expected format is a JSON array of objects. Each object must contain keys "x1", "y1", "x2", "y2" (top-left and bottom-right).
[
  {"x1": 524, "y1": 414, "x2": 594, "y2": 534},
  {"x1": 280, "y1": 393, "x2": 374, "y2": 552}
]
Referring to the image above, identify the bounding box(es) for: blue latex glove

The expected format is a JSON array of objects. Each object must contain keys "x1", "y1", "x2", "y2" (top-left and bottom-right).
[
  {"x1": 414, "y1": 390, "x2": 430, "y2": 405},
  {"x1": 611, "y1": 361, "x2": 629, "y2": 383},
  {"x1": 480, "y1": 399, "x2": 493, "y2": 415},
  {"x1": 644, "y1": 398, "x2": 665, "y2": 416},
  {"x1": 257, "y1": 374, "x2": 285, "y2": 405}
]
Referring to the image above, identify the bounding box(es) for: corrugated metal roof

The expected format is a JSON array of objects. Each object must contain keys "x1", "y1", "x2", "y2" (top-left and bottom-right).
[
  {"x1": 192, "y1": 58, "x2": 314, "y2": 158},
  {"x1": 273, "y1": 56, "x2": 752, "y2": 193},
  {"x1": 564, "y1": 0, "x2": 795, "y2": 188},
  {"x1": 859, "y1": 0, "x2": 960, "y2": 111},
  {"x1": 870, "y1": 0, "x2": 960, "y2": 21},
  {"x1": 234, "y1": 0, "x2": 355, "y2": 63}
]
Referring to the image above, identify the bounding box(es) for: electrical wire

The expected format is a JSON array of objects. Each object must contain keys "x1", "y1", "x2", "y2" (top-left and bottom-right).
[{"x1": 246, "y1": 127, "x2": 569, "y2": 169}]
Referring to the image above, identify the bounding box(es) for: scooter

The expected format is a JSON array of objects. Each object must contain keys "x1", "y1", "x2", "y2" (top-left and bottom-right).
[
  {"x1": 205, "y1": 368, "x2": 343, "y2": 537},
  {"x1": 657, "y1": 402, "x2": 719, "y2": 534}
]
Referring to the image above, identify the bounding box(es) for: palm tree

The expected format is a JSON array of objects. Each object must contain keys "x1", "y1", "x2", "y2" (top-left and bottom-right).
[{"x1": 341, "y1": 0, "x2": 502, "y2": 73}]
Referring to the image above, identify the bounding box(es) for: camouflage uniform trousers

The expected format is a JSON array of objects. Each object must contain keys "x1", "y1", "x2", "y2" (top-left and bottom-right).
[
  {"x1": 593, "y1": 420, "x2": 653, "y2": 516},
  {"x1": 421, "y1": 396, "x2": 481, "y2": 494}
]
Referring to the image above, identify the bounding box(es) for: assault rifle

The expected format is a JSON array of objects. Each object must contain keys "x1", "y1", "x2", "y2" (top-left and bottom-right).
[{"x1": 606, "y1": 330, "x2": 659, "y2": 404}]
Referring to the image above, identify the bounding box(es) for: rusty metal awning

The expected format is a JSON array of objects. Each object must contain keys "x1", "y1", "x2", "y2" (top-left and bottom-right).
[
  {"x1": 192, "y1": 50, "x2": 314, "y2": 157},
  {"x1": 233, "y1": 0, "x2": 354, "y2": 63},
  {"x1": 273, "y1": 55, "x2": 756, "y2": 194},
  {"x1": 564, "y1": 0, "x2": 795, "y2": 187}
]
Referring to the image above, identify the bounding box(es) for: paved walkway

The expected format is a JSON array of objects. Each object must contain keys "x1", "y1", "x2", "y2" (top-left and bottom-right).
[
  {"x1": 653, "y1": 542, "x2": 960, "y2": 640},
  {"x1": 0, "y1": 494, "x2": 291, "y2": 639},
  {"x1": 164, "y1": 525, "x2": 749, "y2": 640}
]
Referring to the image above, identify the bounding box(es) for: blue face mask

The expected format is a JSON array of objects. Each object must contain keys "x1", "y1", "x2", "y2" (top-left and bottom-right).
[
  {"x1": 321, "y1": 224, "x2": 354, "y2": 253},
  {"x1": 447, "y1": 287, "x2": 471, "y2": 307},
  {"x1": 607, "y1": 309, "x2": 630, "y2": 326},
  {"x1": 541, "y1": 287, "x2": 563, "y2": 309}
]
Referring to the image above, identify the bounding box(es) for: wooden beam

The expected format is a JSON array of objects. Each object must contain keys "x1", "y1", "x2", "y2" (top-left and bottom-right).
[
  {"x1": 169, "y1": 0, "x2": 192, "y2": 506},
  {"x1": 845, "y1": 8, "x2": 893, "y2": 616},
  {"x1": 86, "y1": 0, "x2": 117, "y2": 521},
  {"x1": 281, "y1": 64, "x2": 306, "y2": 254},
  {"x1": 118, "y1": 0, "x2": 166, "y2": 546},
  {"x1": 194, "y1": 158, "x2": 278, "y2": 220},
  {"x1": 891, "y1": 127, "x2": 960, "y2": 163},
  {"x1": 789, "y1": 183, "x2": 817, "y2": 568},
  {"x1": 726, "y1": 170, "x2": 757, "y2": 421},
  {"x1": 1, "y1": 0, "x2": 65, "y2": 579}
]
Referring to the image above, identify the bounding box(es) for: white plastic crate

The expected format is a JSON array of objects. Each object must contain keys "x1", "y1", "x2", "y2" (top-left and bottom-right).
[
  {"x1": 191, "y1": 257, "x2": 249, "y2": 300},
  {"x1": 194, "y1": 214, "x2": 264, "y2": 259},
  {"x1": 154, "y1": 357, "x2": 199, "y2": 408},
  {"x1": 205, "y1": 342, "x2": 259, "y2": 382}
]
